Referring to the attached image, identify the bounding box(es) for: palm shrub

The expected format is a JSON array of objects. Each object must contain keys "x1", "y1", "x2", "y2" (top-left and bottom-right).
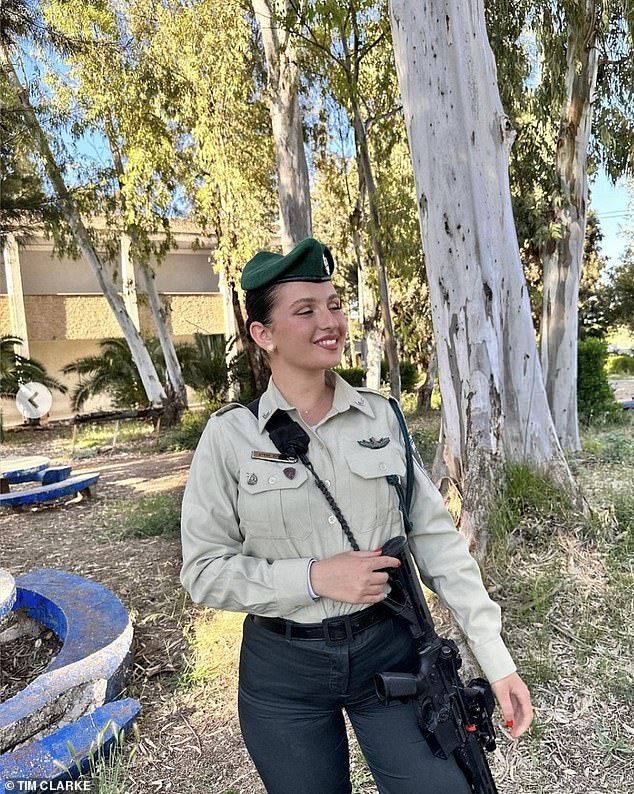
[
  {"x1": 176, "y1": 334, "x2": 238, "y2": 405},
  {"x1": 62, "y1": 337, "x2": 165, "y2": 412},
  {"x1": 0, "y1": 335, "x2": 67, "y2": 397}
]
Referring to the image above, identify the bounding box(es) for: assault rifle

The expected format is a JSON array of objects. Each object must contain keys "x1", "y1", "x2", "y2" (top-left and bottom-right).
[{"x1": 376, "y1": 536, "x2": 499, "y2": 794}]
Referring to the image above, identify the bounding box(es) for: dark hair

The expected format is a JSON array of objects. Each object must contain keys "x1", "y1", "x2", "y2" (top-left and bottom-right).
[{"x1": 245, "y1": 283, "x2": 282, "y2": 339}]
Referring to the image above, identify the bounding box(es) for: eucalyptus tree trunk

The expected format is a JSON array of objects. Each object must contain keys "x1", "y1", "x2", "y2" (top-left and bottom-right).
[
  {"x1": 351, "y1": 193, "x2": 382, "y2": 390},
  {"x1": 541, "y1": 1, "x2": 599, "y2": 453},
  {"x1": 389, "y1": 0, "x2": 577, "y2": 553},
  {"x1": 417, "y1": 348, "x2": 437, "y2": 411},
  {"x1": 2, "y1": 52, "x2": 166, "y2": 407},
  {"x1": 135, "y1": 256, "x2": 189, "y2": 417},
  {"x1": 252, "y1": 0, "x2": 312, "y2": 253},
  {"x1": 351, "y1": 105, "x2": 401, "y2": 400},
  {"x1": 341, "y1": 33, "x2": 401, "y2": 400}
]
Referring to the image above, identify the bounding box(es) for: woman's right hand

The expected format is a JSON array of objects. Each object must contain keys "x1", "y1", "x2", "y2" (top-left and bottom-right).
[{"x1": 310, "y1": 550, "x2": 401, "y2": 604}]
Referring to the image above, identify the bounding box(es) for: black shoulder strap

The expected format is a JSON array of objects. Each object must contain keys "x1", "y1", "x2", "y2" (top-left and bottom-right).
[
  {"x1": 247, "y1": 396, "x2": 310, "y2": 457},
  {"x1": 388, "y1": 397, "x2": 415, "y2": 533}
]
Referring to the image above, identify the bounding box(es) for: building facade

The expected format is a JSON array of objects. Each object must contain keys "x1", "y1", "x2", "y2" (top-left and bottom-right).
[{"x1": 0, "y1": 221, "x2": 228, "y2": 425}]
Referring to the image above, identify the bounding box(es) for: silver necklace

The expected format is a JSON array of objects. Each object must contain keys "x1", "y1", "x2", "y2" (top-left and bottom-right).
[{"x1": 299, "y1": 389, "x2": 330, "y2": 415}]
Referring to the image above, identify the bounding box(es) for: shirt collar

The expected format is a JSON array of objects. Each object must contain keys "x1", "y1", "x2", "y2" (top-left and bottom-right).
[{"x1": 256, "y1": 370, "x2": 375, "y2": 433}]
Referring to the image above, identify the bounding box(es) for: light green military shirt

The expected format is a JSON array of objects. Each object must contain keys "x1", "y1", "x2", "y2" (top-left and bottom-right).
[{"x1": 180, "y1": 371, "x2": 516, "y2": 683}]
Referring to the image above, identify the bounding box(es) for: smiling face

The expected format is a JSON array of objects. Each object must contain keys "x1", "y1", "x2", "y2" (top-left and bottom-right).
[{"x1": 249, "y1": 280, "x2": 348, "y2": 375}]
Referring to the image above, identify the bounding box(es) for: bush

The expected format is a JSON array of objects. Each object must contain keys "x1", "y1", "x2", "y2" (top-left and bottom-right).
[
  {"x1": 333, "y1": 366, "x2": 365, "y2": 387},
  {"x1": 606, "y1": 354, "x2": 634, "y2": 375},
  {"x1": 160, "y1": 409, "x2": 213, "y2": 451},
  {"x1": 577, "y1": 338, "x2": 621, "y2": 425},
  {"x1": 380, "y1": 359, "x2": 420, "y2": 391}
]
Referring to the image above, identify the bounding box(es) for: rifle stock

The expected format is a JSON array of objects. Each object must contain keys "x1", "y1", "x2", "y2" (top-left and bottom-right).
[{"x1": 376, "y1": 536, "x2": 499, "y2": 794}]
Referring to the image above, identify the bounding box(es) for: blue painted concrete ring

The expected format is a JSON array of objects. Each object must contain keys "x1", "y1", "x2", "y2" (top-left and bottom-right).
[{"x1": 0, "y1": 569, "x2": 16, "y2": 621}]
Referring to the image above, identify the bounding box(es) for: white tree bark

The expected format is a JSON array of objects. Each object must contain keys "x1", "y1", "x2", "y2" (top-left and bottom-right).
[
  {"x1": 541, "y1": 2, "x2": 599, "y2": 452},
  {"x1": 135, "y1": 258, "x2": 189, "y2": 411},
  {"x1": 389, "y1": 0, "x2": 577, "y2": 551},
  {"x1": 120, "y1": 234, "x2": 141, "y2": 331},
  {"x1": 252, "y1": 0, "x2": 312, "y2": 253},
  {"x1": 2, "y1": 235, "x2": 30, "y2": 357},
  {"x1": 2, "y1": 52, "x2": 166, "y2": 407}
]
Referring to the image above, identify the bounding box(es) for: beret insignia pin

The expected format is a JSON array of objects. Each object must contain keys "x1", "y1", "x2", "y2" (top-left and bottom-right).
[{"x1": 357, "y1": 437, "x2": 390, "y2": 449}]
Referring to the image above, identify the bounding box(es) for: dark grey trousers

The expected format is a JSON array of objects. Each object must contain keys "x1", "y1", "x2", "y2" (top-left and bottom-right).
[{"x1": 238, "y1": 614, "x2": 473, "y2": 794}]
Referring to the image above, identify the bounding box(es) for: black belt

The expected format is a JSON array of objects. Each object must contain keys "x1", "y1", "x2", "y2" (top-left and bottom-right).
[{"x1": 252, "y1": 603, "x2": 390, "y2": 643}]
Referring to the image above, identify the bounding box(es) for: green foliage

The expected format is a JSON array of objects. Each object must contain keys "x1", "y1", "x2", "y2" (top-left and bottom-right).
[
  {"x1": 62, "y1": 337, "x2": 165, "y2": 412},
  {"x1": 410, "y1": 429, "x2": 437, "y2": 470},
  {"x1": 381, "y1": 358, "x2": 419, "y2": 391},
  {"x1": 114, "y1": 493, "x2": 181, "y2": 539},
  {"x1": 605, "y1": 248, "x2": 634, "y2": 334},
  {"x1": 160, "y1": 409, "x2": 212, "y2": 452},
  {"x1": 333, "y1": 366, "x2": 365, "y2": 387},
  {"x1": 0, "y1": 70, "x2": 62, "y2": 241},
  {"x1": 577, "y1": 337, "x2": 621, "y2": 425},
  {"x1": 607, "y1": 354, "x2": 634, "y2": 375},
  {"x1": 176, "y1": 334, "x2": 236, "y2": 406},
  {"x1": 488, "y1": 463, "x2": 572, "y2": 558},
  {"x1": 0, "y1": 335, "x2": 67, "y2": 398}
]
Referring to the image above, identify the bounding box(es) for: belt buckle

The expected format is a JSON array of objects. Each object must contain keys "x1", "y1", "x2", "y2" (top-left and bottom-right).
[{"x1": 323, "y1": 615, "x2": 353, "y2": 645}]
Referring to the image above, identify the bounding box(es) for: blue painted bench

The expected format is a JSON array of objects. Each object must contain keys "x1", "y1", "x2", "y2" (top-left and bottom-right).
[
  {"x1": 37, "y1": 465, "x2": 73, "y2": 485},
  {"x1": 0, "y1": 473, "x2": 99, "y2": 509},
  {"x1": 0, "y1": 569, "x2": 136, "y2": 758},
  {"x1": 1, "y1": 456, "x2": 50, "y2": 485}
]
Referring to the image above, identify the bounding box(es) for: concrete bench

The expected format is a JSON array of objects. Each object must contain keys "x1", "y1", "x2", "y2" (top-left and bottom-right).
[
  {"x1": 0, "y1": 473, "x2": 100, "y2": 508},
  {"x1": 37, "y1": 465, "x2": 73, "y2": 485}
]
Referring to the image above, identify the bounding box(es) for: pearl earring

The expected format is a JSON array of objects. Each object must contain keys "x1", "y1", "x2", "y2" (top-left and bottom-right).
[{"x1": 267, "y1": 344, "x2": 277, "y2": 354}]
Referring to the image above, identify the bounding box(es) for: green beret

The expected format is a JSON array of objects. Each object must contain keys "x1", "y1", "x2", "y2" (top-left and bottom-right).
[{"x1": 241, "y1": 237, "x2": 335, "y2": 291}]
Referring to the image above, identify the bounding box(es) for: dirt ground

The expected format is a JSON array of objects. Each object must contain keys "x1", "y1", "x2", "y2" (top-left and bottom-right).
[
  {"x1": 2, "y1": 420, "x2": 633, "y2": 794},
  {"x1": 0, "y1": 432, "x2": 262, "y2": 793}
]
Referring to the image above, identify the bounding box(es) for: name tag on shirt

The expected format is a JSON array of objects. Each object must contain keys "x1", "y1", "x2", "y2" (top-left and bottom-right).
[{"x1": 251, "y1": 450, "x2": 298, "y2": 464}]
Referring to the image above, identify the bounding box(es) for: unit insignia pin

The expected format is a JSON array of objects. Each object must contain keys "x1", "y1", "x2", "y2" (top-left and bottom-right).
[
  {"x1": 323, "y1": 254, "x2": 331, "y2": 274},
  {"x1": 283, "y1": 467, "x2": 296, "y2": 480},
  {"x1": 357, "y1": 437, "x2": 390, "y2": 449},
  {"x1": 247, "y1": 473, "x2": 258, "y2": 485}
]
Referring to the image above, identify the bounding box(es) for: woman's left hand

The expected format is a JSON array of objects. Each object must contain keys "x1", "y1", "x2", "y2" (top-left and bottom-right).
[{"x1": 490, "y1": 671, "x2": 533, "y2": 739}]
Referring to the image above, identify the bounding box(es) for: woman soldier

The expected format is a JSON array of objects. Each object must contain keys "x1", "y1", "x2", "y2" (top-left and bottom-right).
[{"x1": 180, "y1": 238, "x2": 533, "y2": 794}]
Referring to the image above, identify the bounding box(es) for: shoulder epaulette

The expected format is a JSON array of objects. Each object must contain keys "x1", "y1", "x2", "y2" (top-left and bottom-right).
[
  {"x1": 356, "y1": 386, "x2": 389, "y2": 400},
  {"x1": 214, "y1": 402, "x2": 249, "y2": 417}
]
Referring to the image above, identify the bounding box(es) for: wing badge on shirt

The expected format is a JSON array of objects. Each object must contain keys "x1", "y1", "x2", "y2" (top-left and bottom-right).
[{"x1": 357, "y1": 437, "x2": 390, "y2": 449}]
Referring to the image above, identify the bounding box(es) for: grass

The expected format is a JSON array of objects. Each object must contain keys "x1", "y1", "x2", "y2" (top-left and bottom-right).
[
  {"x1": 107, "y1": 493, "x2": 182, "y2": 539},
  {"x1": 177, "y1": 610, "x2": 245, "y2": 718},
  {"x1": 72, "y1": 420, "x2": 157, "y2": 451}
]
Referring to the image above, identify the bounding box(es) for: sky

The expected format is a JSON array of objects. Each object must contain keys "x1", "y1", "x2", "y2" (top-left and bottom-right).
[{"x1": 589, "y1": 172, "x2": 632, "y2": 269}]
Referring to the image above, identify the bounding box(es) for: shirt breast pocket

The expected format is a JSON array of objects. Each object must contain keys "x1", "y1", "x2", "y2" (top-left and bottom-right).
[
  {"x1": 343, "y1": 445, "x2": 406, "y2": 533},
  {"x1": 237, "y1": 461, "x2": 312, "y2": 540}
]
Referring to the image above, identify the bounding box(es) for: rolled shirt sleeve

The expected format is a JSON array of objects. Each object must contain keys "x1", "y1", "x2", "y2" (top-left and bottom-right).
[
  {"x1": 407, "y1": 459, "x2": 517, "y2": 683},
  {"x1": 180, "y1": 414, "x2": 316, "y2": 616}
]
